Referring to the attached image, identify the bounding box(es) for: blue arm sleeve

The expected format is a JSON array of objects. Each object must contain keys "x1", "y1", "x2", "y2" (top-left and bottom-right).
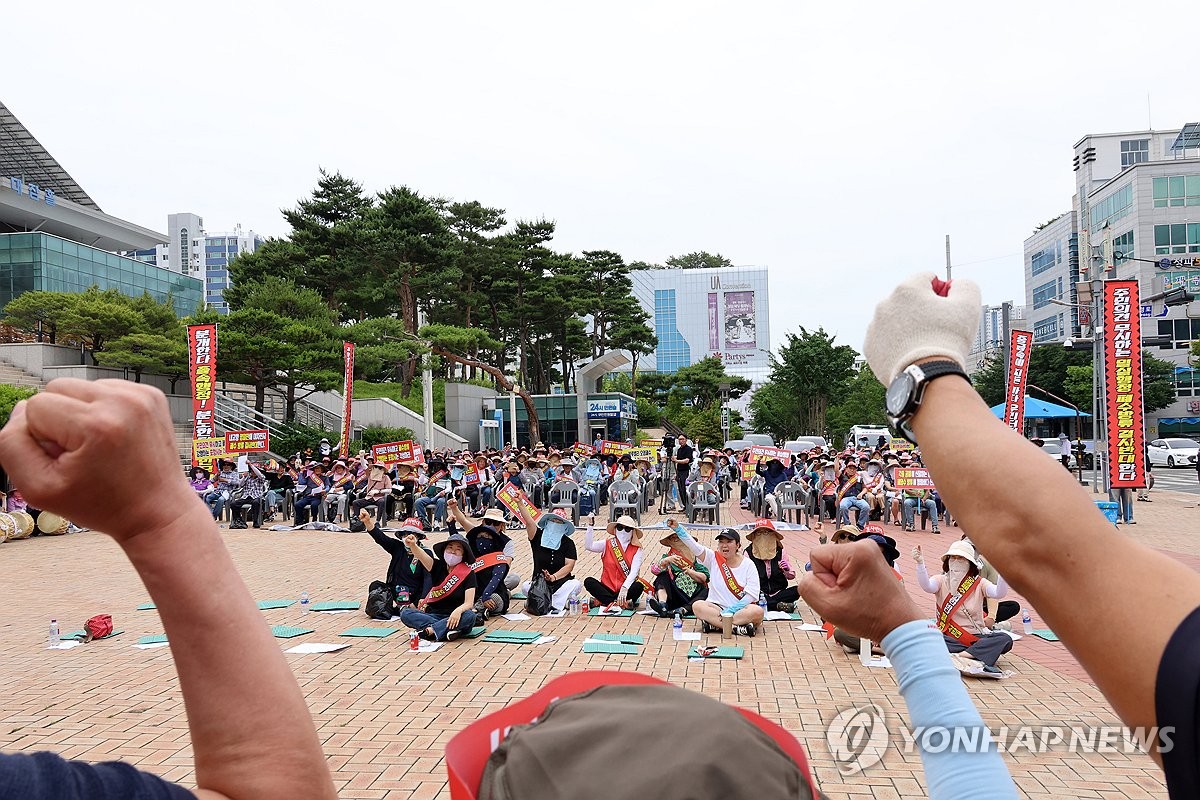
[
  {"x1": 480, "y1": 564, "x2": 507, "y2": 599},
  {"x1": 881, "y1": 620, "x2": 1017, "y2": 799},
  {"x1": 726, "y1": 598, "x2": 750, "y2": 614}
]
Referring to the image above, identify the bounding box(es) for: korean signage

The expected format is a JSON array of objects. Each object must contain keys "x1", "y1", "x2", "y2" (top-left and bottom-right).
[
  {"x1": 888, "y1": 438, "x2": 914, "y2": 452},
  {"x1": 372, "y1": 440, "x2": 423, "y2": 466},
  {"x1": 599, "y1": 440, "x2": 631, "y2": 456},
  {"x1": 586, "y1": 398, "x2": 635, "y2": 419},
  {"x1": 7, "y1": 177, "x2": 56, "y2": 206},
  {"x1": 463, "y1": 463, "x2": 481, "y2": 486},
  {"x1": 496, "y1": 482, "x2": 542, "y2": 522},
  {"x1": 573, "y1": 441, "x2": 597, "y2": 457},
  {"x1": 339, "y1": 342, "x2": 355, "y2": 459},
  {"x1": 192, "y1": 437, "x2": 226, "y2": 471},
  {"x1": 624, "y1": 447, "x2": 655, "y2": 462},
  {"x1": 747, "y1": 445, "x2": 792, "y2": 465},
  {"x1": 188, "y1": 324, "x2": 217, "y2": 466},
  {"x1": 1004, "y1": 330, "x2": 1032, "y2": 433},
  {"x1": 893, "y1": 467, "x2": 935, "y2": 490},
  {"x1": 639, "y1": 438, "x2": 663, "y2": 449},
  {"x1": 1103, "y1": 281, "x2": 1148, "y2": 489},
  {"x1": 1158, "y1": 258, "x2": 1200, "y2": 271},
  {"x1": 225, "y1": 429, "x2": 269, "y2": 453},
  {"x1": 707, "y1": 292, "x2": 720, "y2": 350}
]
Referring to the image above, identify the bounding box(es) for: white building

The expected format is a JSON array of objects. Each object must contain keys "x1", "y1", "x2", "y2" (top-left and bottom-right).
[
  {"x1": 966, "y1": 302, "x2": 1025, "y2": 374},
  {"x1": 1023, "y1": 122, "x2": 1200, "y2": 436},
  {"x1": 628, "y1": 266, "x2": 772, "y2": 401},
  {"x1": 132, "y1": 214, "x2": 264, "y2": 314}
]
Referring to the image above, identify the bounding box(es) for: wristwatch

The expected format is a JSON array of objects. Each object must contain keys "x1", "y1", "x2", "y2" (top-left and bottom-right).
[{"x1": 886, "y1": 360, "x2": 970, "y2": 444}]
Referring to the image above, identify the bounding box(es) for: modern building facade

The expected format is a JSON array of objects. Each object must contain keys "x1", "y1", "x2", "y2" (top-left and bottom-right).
[
  {"x1": 1023, "y1": 123, "x2": 1200, "y2": 436},
  {"x1": 966, "y1": 302, "x2": 1026, "y2": 374},
  {"x1": 628, "y1": 266, "x2": 771, "y2": 392},
  {"x1": 132, "y1": 216, "x2": 264, "y2": 313}
]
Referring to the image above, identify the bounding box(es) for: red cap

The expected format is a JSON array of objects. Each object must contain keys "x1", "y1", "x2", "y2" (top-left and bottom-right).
[{"x1": 753, "y1": 518, "x2": 777, "y2": 532}]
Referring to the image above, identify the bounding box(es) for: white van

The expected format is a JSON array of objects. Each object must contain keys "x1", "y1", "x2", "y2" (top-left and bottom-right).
[{"x1": 847, "y1": 425, "x2": 891, "y2": 450}]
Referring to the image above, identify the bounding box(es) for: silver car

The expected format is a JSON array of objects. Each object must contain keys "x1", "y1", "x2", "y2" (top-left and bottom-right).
[{"x1": 1147, "y1": 438, "x2": 1200, "y2": 468}]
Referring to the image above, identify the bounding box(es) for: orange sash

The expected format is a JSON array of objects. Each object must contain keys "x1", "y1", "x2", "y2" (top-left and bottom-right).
[
  {"x1": 713, "y1": 552, "x2": 747, "y2": 600},
  {"x1": 606, "y1": 536, "x2": 652, "y2": 592},
  {"x1": 469, "y1": 552, "x2": 513, "y2": 573},
  {"x1": 936, "y1": 573, "x2": 981, "y2": 646},
  {"x1": 421, "y1": 562, "x2": 472, "y2": 607}
]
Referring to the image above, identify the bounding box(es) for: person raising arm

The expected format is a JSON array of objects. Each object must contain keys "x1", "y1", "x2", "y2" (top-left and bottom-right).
[
  {"x1": 864, "y1": 273, "x2": 1200, "y2": 793},
  {"x1": 0, "y1": 379, "x2": 335, "y2": 800}
]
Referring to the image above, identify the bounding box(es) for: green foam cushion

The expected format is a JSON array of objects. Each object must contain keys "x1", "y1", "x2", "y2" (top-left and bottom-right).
[
  {"x1": 137, "y1": 634, "x2": 168, "y2": 645},
  {"x1": 463, "y1": 626, "x2": 488, "y2": 639},
  {"x1": 588, "y1": 608, "x2": 635, "y2": 617},
  {"x1": 1032, "y1": 629, "x2": 1060, "y2": 642},
  {"x1": 583, "y1": 641, "x2": 638, "y2": 654},
  {"x1": 689, "y1": 646, "x2": 744, "y2": 659},
  {"x1": 592, "y1": 633, "x2": 644, "y2": 645},
  {"x1": 257, "y1": 599, "x2": 297, "y2": 610},
  {"x1": 310, "y1": 601, "x2": 360, "y2": 611},
  {"x1": 339, "y1": 627, "x2": 398, "y2": 638},
  {"x1": 270, "y1": 625, "x2": 314, "y2": 638}
]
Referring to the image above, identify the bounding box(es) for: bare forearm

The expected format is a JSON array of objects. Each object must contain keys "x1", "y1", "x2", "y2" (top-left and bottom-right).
[{"x1": 123, "y1": 504, "x2": 333, "y2": 800}]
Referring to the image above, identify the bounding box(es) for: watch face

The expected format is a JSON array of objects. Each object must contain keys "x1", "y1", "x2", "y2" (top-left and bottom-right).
[{"x1": 886, "y1": 371, "x2": 915, "y2": 416}]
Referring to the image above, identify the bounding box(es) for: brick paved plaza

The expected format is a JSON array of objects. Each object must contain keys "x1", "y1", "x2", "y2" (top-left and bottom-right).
[{"x1": 3, "y1": 485, "x2": 1194, "y2": 799}]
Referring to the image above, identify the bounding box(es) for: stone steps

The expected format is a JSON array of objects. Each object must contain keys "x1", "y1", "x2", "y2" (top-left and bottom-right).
[{"x1": 0, "y1": 360, "x2": 47, "y2": 390}]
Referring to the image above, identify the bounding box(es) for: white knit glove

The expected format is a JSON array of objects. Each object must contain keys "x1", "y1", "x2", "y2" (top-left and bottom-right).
[{"x1": 864, "y1": 272, "x2": 982, "y2": 384}]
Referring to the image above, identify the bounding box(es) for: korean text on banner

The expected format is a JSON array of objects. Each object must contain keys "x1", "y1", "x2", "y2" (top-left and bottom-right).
[
  {"x1": 1104, "y1": 281, "x2": 1148, "y2": 489},
  {"x1": 599, "y1": 440, "x2": 630, "y2": 456},
  {"x1": 1004, "y1": 330, "x2": 1033, "y2": 433},
  {"x1": 893, "y1": 467, "x2": 936, "y2": 490},
  {"x1": 340, "y1": 342, "x2": 355, "y2": 459},
  {"x1": 496, "y1": 482, "x2": 541, "y2": 522},
  {"x1": 573, "y1": 442, "x2": 597, "y2": 457},
  {"x1": 639, "y1": 438, "x2": 663, "y2": 449},
  {"x1": 225, "y1": 429, "x2": 270, "y2": 453},
  {"x1": 192, "y1": 437, "x2": 226, "y2": 471},
  {"x1": 625, "y1": 447, "x2": 655, "y2": 462},
  {"x1": 188, "y1": 324, "x2": 217, "y2": 466},
  {"x1": 372, "y1": 440, "x2": 419, "y2": 465},
  {"x1": 463, "y1": 464, "x2": 481, "y2": 486},
  {"x1": 747, "y1": 445, "x2": 792, "y2": 465},
  {"x1": 889, "y1": 438, "x2": 915, "y2": 452}
]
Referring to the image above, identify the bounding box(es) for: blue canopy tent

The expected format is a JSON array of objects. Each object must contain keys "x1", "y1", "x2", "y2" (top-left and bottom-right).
[{"x1": 989, "y1": 397, "x2": 1092, "y2": 420}]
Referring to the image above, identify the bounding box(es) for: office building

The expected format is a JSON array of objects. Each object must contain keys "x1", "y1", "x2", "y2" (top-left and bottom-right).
[
  {"x1": 628, "y1": 266, "x2": 771, "y2": 394},
  {"x1": 1, "y1": 100, "x2": 202, "y2": 316},
  {"x1": 132, "y1": 216, "x2": 264, "y2": 313},
  {"x1": 1023, "y1": 122, "x2": 1200, "y2": 436},
  {"x1": 966, "y1": 302, "x2": 1025, "y2": 374}
]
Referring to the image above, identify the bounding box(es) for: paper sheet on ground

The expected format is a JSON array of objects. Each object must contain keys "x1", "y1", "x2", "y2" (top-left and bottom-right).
[
  {"x1": 501, "y1": 612, "x2": 530, "y2": 621},
  {"x1": 532, "y1": 635, "x2": 557, "y2": 645},
  {"x1": 764, "y1": 611, "x2": 802, "y2": 621},
  {"x1": 797, "y1": 623, "x2": 826, "y2": 632},
  {"x1": 133, "y1": 642, "x2": 170, "y2": 650},
  {"x1": 406, "y1": 640, "x2": 444, "y2": 653},
  {"x1": 47, "y1": 641, "x2": 82, "y2": 650},
  {"x1": 286, "y1": 642, "x2": 353, "y2": 654}
]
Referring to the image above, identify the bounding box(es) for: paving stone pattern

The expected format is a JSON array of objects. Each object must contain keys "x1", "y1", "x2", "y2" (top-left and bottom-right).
[{"x1": 3, "y1": 487, "x2": 1194, "y2": 798}]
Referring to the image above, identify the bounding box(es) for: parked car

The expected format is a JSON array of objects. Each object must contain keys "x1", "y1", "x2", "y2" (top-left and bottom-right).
[
  {"x1": 743, "y1": 433, "x2": 776, "y2": 448},
  {"x1": 1147, "y1": 438, "x2": 1200, "y2": 468},
  {"x1": 784, "y1": 436, "x2": 827, "y2": 453},
  {"x1": 1040, "y1": 442, "x2": 1076, "y2": 469},
  {"x1": 722, "y1": 439, "x2": 753, "y2": 453}
]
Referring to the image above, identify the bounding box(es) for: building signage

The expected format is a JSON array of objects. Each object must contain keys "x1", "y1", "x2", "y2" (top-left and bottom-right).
[
  {"x1": 1158, "y1": 258, "x2": 1200, "y2": 270},
  {"x1": 1162, "y1": 272, "x2": 1200, "y2": 293},
  {"x1": 188, "y1": 324, "x2": 217, "y2": 466},
  {"x1": 372, "y1": 440, "x2": 423, "y2": 466},
  {"x1": 723, "y1": 291, "x2": 756, "y2": 350},
  {"x1": 586, "y1": 398, "x2": 621, "y2": 418},
  {"x1": 6, "y1": 177, "x2": 56, "y2": 206},
  {"x1": 1004, "y1": 330, "x2": 1033, "y2": 433},
  {"x1": 1103, "y1": 281, "x2": 1147, "y2": 489},
  {"x1": 225, "y1": 429, "x2": 269, "y2": 453},
  {"x1": 893, "y1": 467, "x2": 936, "y2": 490},
  {"x1": 339, "y1": 342, "x2": 355, "y2": 458}
]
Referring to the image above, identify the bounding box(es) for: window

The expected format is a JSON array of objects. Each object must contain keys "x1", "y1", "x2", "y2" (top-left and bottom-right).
[
  {"x1": 653, "y1": 289, "x2": 690, "y2": 373},
  {"x1": 1112, "y1": 230, "x2": 1134, "y2": 264},
  {"x1": 1157, "y1": 318, "x2": 1200, "y2": 350},
  {"x1": 1153, "y1": 175, "x2": 1200, "y2": 207},
  {"x1": 1030, "y1": 241, "x2": 1061, "y2": 276},
  {"x1": 1090, "y1": 184, "x2": 1133, "y2": 229},
  {"x1": 1033, "y1": 316, "x2": 1060, "y2": 342},
  {"x1": 1154, "y1": 223, "x2": 1200, "y2": 255},
  {"x1": 1120, "y1": 139, "x2": 1149, "y2": 167},
  {"x1": 1032, "y1": 278, "x2": 1063, "y2": 309},
  {"x1": 1177, "y1": 368, "x2": 1200, "y2": 398}
]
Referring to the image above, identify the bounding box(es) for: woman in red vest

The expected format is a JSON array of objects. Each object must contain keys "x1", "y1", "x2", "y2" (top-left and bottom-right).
[{"x1": 582, "y1": 514, "x2": 648, "y2": 609}]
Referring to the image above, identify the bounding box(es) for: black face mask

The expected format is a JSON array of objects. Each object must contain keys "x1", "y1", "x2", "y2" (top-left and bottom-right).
[{"x1": 475, "y1": 527, "x2": 496, "y2": 552}]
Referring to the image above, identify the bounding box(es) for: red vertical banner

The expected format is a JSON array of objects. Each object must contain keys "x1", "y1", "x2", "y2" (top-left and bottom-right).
[
  {"x1": 1004, "y1": 330, "x2": 1032, "y2": 433},
  {"x1": 1104, "y1": 281, "x2": 1147, "y2": 488},
  {"x1": 340, "y1": 341, "x2": 355, "y2": 459},
  {"x1": 188, "y1": 324, "x2": 217, "y2": 466}
]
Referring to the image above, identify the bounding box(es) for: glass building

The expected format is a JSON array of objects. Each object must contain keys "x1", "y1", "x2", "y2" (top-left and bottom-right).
[
  {"x1": 490, "y1": 392, "x2": 638, "y2": 449},
  {"x1": 0, "y1": 232, "x2": 202, "y2": 317}
]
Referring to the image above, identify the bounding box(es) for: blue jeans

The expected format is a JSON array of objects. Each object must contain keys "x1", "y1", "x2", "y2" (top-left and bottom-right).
[
  {"x1": 837, "y1": 497, "x2": 869, "y2": 528},
  {"x1": 1111, "y1": 488, "x2": 1134, "y2": 523},
  {"x1": 294, "y1": 495, "x2": 322, "y2": 523},
  {"x1": 205, "y1": 491, "x2": 227, "y2": 520},
  {"x1": 415, "y1": 496, "x2": 447, "y2": 526},
  {"x1": 902, "y1": 497, "x2": 939, "y2": 529},
  {"x1": 399, "y1": 607, "x2": 478, "y2": 641}
]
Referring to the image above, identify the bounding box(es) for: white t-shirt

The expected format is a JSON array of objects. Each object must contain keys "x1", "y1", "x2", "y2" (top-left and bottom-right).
[{"x1": 699, "y1": 549, "x2": 761, "y2": 608}]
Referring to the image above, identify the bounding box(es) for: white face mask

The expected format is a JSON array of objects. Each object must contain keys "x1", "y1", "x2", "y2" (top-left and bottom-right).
[
  {"x1": 443, "y1": 551, "x2": 463, "y2": 567},
  {"x1": 867, "y1": 465, "x2": 880, "y2": 476},
  {"x1": 823, "y1": 469, "x2": 835, "y2": 479},
  {"x1": 947, "y1": 558, "x2": 970, "y2": 585}
]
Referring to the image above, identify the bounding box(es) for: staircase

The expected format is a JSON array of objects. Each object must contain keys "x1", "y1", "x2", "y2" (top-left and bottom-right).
[{"x1": 0, "y1": 358, "x2": 47, "y2": 391}]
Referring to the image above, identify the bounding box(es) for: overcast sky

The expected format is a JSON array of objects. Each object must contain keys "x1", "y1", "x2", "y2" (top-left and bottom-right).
[{"x1": 6, "y1": 1, "x2": 1197, "y2": 355}]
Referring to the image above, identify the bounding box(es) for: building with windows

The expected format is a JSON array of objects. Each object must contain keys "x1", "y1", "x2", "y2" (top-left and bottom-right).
[
  {"x1": 966, "y1": 302, "x2": 1025, "y2": 374},
  {"x1": 1, "y1": 100, "x2": 202, "y2": 316},
  {"x1": 628, "y1": 266, "x2": 771, "y2": 398},
  {"x1": 131, "y1": 217, "x2": 264, "y2": 313},
  {"x1": 1022, "y1": 122, "x2": 1200, "y2": 436}
]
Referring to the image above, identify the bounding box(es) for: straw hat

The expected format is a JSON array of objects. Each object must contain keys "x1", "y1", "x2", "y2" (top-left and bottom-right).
[
  {"x1": 748, "y1": 519, "x2": 783, "y2": 559},
  {"x1": 941, "y1": 540, "x2": 980, "y2": 573},
  {"x1": 830, "y1": 525, "x2": 860, "y2": 544},
  {"x1": 607, "y1": 515, "x2": 644, "y2": 545}
]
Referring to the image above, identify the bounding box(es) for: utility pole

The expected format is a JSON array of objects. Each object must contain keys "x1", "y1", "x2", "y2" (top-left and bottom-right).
[
  {"x1": 1001, "y1": 301, "x2": 1012, "y2": 384},
  {"x1": 418, "y1": 309, "x2": 434, "y2": 449},
  {"x1": 945, "y1": 235, "x2": 952, "y2": 281}
]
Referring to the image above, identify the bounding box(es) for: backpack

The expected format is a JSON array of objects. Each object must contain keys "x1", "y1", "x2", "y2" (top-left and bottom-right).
[
  {"x1": 365, "y1": 581, "x2": 395, "y2": 620},
  {"x1": 84, "y1": 614, "x2": 114, "y2": 641}
]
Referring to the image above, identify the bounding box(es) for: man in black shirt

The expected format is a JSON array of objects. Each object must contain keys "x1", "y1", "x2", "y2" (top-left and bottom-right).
[
  {"x1": 397, "y1": 533, "x2": 480, "y2": 641},
  {"x1": 673, "y1": 435, "x2": 695, "y2": 512},
  {"x1": 516, "y1": 505, "x2": 582, "y2": 613}
]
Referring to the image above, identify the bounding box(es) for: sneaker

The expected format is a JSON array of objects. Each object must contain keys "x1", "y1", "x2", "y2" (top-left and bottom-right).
[
  {"x1": 981, "y1": 664, "x2": 1002, "y2": 675},
  {"x1": 446, "y1": 629, "x2": 462, "y2": 641},
  {"x1": 648, "y1": 597, "x2": 668, "y2": 617},
  {"x1": 701, "y1": 620, "x2": 720, "y2": 634},
  {"x1": 418, "y1": 628, "x2": 437, "y2": 641},
  {"x1": 776, "y1": 602, "x2": 795, "y2": 613},
  {"x1": 734, "y1": 623, "x2": 757, "y2": 638}
]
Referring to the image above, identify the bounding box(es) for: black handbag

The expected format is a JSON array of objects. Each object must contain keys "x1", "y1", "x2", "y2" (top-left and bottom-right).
[
  {"x1": 365, "y1": 580, "x2": 396, "y2": 620},
  {"x1": 524, "y1": 574, "x2": 553, "y2": 616}
]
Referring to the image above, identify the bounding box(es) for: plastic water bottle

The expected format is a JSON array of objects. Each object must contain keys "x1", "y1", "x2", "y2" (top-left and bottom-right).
[
  {"x1": 300, "y1": 591, "x2": 310, "y2": 615},
  {"x1": 672, "y1": 612, "x2": 684, "y2": 640},
  {"x1": 758, "y1": 592, "x2": 768, "y2": 617},
  {"x1": 1021, "y1": 609, "x2": 1033, "y2": 635},
  {"x1": 859, "y1": 636, "x2": 872, "y2": 666},
  {"x1": 48, "y1": 619, "x2": 59, "y2": 647}
]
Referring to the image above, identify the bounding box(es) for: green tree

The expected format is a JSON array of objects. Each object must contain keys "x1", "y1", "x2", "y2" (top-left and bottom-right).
[
  {"x1": 1, "y1": 291, "x2": 77, "y2": 343},
  {"x1": 635, "y1": 396, "x2": 661, "y2": 427},
  {"x1": 359, "y1": 424, "x2": 418, "y2": 449},
  {"x1": 825, "y1": 366, "x2": 889, "y2": 444},
  {"x1": 749, "y1": 328, "x2": 857, "y2": 441},
  {"x1": 59, "y1": 287, "x2": 143, "y2": 361},
  {"x1": 664, "y1": 251, "x2": 733, "y2": 270},
  {"x1": 685, "y1": 409, "x2": 724, "y2": 449},
  {"x1": 670, "y1": 356, "x2": 751, "y2": 412},
  {"x1": 973, "y1": 346, "x2": 1092, "y2": 408},
  {"x1": 95, "y1": 332, "x2": 187, "y2": 383}
]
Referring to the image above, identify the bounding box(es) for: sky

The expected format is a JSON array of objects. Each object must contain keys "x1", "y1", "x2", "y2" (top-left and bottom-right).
[{"x1": 5, "y1": 1, "x2": 1198, "y2": 356}]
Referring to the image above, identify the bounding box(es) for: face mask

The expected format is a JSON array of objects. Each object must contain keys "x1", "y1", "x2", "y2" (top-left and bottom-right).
[
  {"x1": 443, "y1": 551, "x2": 463, "y2": 567},
  {"x1": 450, "y1": 467, "x2": 465, "y2": 481},
  {"x1": 947, "y1": 559, "x2": 970, "y2": 585},
  {"x1": 867, "y1": 466, "x2": 880, "y2": 477},
  {"x1": 823, "y1": 469, "x2": 835, "y2": 479}
]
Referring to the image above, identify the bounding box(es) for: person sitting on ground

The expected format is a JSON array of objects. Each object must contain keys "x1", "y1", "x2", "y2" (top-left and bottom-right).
[
  {"x1": 583, "y1": 514, "x2": 649, "y2": 609},
  {"x1": 0, "y1": 378, "x2": 337, "y2": 799},
  {"x1": 364, "y1": 510, "x2": 431, "y2": 608},
  {"x1": 398, "y1": 531, "x2": 479, "y2": 641},
  {"x1": 293, "y1": 462, "x2": 328, "y2": 524},
  {"x1": 514, "y1": 503, "x2": 582, "y2": 613},
  {"x1": 447, "y1": 499, "x2": 514, "y2": 618},
  {"x1": 835, "y1": 461, "x2": 870, "y2": 530},
  {"x1": 666, "y1": 519, "x2": 764, "y2": 637},
  {"x1": 901, "y1": 485, "x2": 939, "y2": 533},
  {"x1": 744, "y1": 518, "x2": 800, "y2": 613},
  {"x1": 647, "y1": 529, "x2": 710, "y2": 618},
  {"x1": 228, "y1": 460, "x2": 268, "y2": 529},
  {"x1": 913, "y1": 540, "x2": 1013, "y2": 672},
  {"x1": 352, "y1": 459, "x2": 392, "y2": 521}
]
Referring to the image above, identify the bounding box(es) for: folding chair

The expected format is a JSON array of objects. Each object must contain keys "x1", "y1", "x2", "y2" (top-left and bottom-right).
[{"x1": 607, "y1": 479, "x2": 642, "y2": 524}]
